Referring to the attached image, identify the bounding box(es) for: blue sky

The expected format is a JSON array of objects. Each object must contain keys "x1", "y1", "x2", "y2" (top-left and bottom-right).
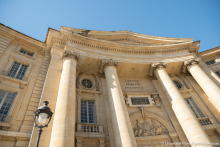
[{"x1": 0, "y1": 0, "x2": 219, "y2": 52}]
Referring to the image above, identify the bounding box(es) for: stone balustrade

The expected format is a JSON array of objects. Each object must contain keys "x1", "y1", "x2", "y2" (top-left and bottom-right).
[
  {"x1": 77, "y1": 123, "x2": 103, "y2": 133},
  {"x1": 198, "y1": 117, "x2": 212, "y2": 126}
]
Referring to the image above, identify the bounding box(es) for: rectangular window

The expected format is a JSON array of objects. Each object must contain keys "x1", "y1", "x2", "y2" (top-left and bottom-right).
[
  {"x1": 185, "y1": 98, "x2": 204, "y2": 118},
  {"x1": 81, "y1": 100, "x2": 96, "y2": 123},
  {"x1": 205, "y1": 60, "x2": 216, "y2": 65},
  {"x1": 216, "y1": 71, "x2": 220, "y2": 77},
  {"x1": 0, "y1": 90, "x2": 17, "y2": 122},
  {"x1": 7, "y1": 62, "x2": 28, "y2": 80},
  {"x1": 19, "y1": 49, "x2": 34, "y2": 57}
]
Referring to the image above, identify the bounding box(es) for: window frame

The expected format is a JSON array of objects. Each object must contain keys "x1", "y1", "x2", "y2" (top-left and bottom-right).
[
  {"x1": 185, "y1": 97, "x2": 204, "y2": 118},
  {"x1": 0, "y1": 85, "x2": 20, "y2": 123},
  {"x1": 7, "y1": 61, "x2": 28, "y2": 80},
  {"x1": 80, "y1": 100, "x2": 96, "y2": 123},
  {"x1": 19, "y1": 49, "x2": 34, "y2": 57},
  {"x1": 205, "y1": 59, "x2": 216, "y2": 65},
  {"x1": 77, "y1": 95, "x2": 100, "y2": 124},
  {"x1": 215, "y1": 71, "x2": 220, "y2": 78}
]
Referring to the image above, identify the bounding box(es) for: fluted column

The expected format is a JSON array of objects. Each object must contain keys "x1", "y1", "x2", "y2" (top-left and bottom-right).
[
  {"x1": 183, "y1": 58, "x2": 220, "y2": 113},
  {"x1": 100, "y1": 59, "x2": 137, "y2": 147},
  {"x1": 150, "y1": 62, "x2": 212, "y2": 147},
  {"x1": 50, "y1": 51, "x2": 80, "y2": 147}
]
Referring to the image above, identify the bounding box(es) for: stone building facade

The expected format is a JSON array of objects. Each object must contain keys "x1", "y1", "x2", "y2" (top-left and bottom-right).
[{"x1": 0, "y1": 23, "x2": 220, "y2": 147}]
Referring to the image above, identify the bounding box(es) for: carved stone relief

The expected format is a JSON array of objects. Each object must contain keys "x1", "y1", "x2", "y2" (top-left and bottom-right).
[{"x1": 133, "y1": 118, "x2": 168, "y2": 137}]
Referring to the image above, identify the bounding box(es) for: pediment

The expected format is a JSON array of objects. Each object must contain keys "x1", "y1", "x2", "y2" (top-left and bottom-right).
[{"x1": 61, "y1": 26, "x2": 193, "y2": 46}]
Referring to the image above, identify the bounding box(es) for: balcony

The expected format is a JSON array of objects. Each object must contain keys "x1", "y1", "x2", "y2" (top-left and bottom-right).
[
  {"x1": 77, "y1": 123, "x2": 103, "y2": 133},
  {"x1": 198, "y1": 117, "x2": 212, "y2": 126}
]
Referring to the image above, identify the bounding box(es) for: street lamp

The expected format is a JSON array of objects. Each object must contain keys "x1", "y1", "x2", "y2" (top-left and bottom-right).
[{"x1": 34, "y1": 101, "x2": 53, "y2": 147}]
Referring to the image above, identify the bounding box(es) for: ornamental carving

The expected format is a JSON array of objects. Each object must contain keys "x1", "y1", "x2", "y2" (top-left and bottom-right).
[
  {"x1": 76, "y1": 72, "x2": 99, "y2": 91},
  {"x1": 61, "y1": 50, "x2": 81, "y2": 61},
  {"x1": 133, "y1": 118, "x2": 168, "y2": 137},
  {"x1": 149, "y1": 62, "x2": 168, "y2": 77},
  {"x1": 182, "y1": 58, "x2": 199, "y2": 74},
  {"x1": 99, "y1": 59, "x2": 120, "y2": 77}
]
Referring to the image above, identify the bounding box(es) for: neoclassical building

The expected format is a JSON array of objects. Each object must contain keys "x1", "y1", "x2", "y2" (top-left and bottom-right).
[{"x1": 0, "y1": 23, "x2": 220, "y2": 147}]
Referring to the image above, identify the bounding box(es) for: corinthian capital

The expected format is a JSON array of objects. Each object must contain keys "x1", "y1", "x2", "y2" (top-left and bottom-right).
[
  {"x1": 182, "y1": 58, "x2": 199, "y2": 74},
  {"x1": 61, "y1": 50, "x2": 81, "y2": 61},
  {"x1": 99, "y1": 59, "x2": 120, "y2": 76},
  {"x1": 149, "y1": 62, "x2": 168, "y2": 77}
]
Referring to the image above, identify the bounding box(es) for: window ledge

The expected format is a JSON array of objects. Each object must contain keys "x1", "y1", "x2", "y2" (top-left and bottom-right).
[
  {"x1": 0, "y1": 122, "x2": 11, "y2": 130},
  {"x1": 0, "y1": 74, "x2": 27, "y2": 88},
  {"x1": 0, "y1": 130, "x2": 31, "y2": 139},
  {"x1": 75, "y1": 132, "x2": 106, "y2": 138}
]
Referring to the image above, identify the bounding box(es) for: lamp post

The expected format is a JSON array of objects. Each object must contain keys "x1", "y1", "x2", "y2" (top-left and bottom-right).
[{"x1": 34, "y1": 101, "x2": 53, "y2": 147}]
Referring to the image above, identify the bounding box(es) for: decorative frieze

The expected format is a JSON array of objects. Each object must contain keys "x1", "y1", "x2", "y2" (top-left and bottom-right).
[
  {"x1": 133, "y1": 118, "x2": 168, "y2": 137},
  {"x1": 61, "y1": 50, "x2": 81, "y2": 61},
  {"x1": 149, "y1": 62, "x2": 168, "y2": 77},
  {"x1": 99, "y1": 59, "x2": 120, "y2": 77},
  {"x1": 182, "y1": 58, "x2": 199, "y2": 74}
]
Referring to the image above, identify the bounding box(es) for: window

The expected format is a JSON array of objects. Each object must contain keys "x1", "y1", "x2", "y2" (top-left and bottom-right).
[
  {"x1": 19, "y1": 49, "x2": 34, "y2": 57},
  {"x1": 7, "y1": 62, "x2": 28, "y2": 80},
  {"x1": 216, "y1": 71, "x2": 220, "y2": 77},
  {"x1": 0, "y1": 90, "x2": 17, "y2": 122},
  {"x1": 173, "y1": 80, "x2": 182, "y2": 89},
  {"x1": 81, "y1": 79, "x2": 93, "y2": 89},
  {"x1": 185, "y1": 98, "x2": 204, "y2": 118},
  {"x1": 81, "y1": 100, "x2": 96, "y2": 123},
  {"x1": 205, "y1": 60, "x2": 216, "y2": 65}
]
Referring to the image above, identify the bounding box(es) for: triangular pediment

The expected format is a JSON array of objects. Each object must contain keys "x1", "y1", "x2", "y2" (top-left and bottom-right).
[{"x1": 61, "y1": 26, "x2": 193, "y2": 46}]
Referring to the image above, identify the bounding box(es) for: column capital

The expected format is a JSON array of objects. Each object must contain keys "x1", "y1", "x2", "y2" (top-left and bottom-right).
[
  {"x1": 99, "y1": 59, "x2": 120, "y2": 76},
  {"x1": 182, "y1": 58, "x2": 199, "y2": 74},
  {"x1": 149, "y1": 62, "x2": 168, "y2": 77},
  {"x1": 61, "y1": 50, "x2": 81, "y2": 62}
]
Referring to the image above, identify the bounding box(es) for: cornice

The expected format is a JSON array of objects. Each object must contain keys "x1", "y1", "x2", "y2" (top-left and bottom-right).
[{"x1": 62, "y1": 37, "x2": 191, "y2": 55}]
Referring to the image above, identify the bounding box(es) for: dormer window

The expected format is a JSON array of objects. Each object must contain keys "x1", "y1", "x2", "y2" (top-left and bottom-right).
[
  {"x1": 19, "y1": 49, "x2": 34, "y2": 57},
  {"x1": 205, "y1": 60, "x2": 216, "y2": 65}
]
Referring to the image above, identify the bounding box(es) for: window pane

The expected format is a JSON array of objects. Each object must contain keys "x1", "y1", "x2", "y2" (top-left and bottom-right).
[
  {"x1": 7, "y1": 62, "x2": 28, "y2": 80},
  {"x1": 7, "y1": 62, "x2": 20, "y2": 77},
  {"x1": 81, "y1": 100, "x2": 96, "y2": 123},
  {"x1": 0, "y1": 90, "x2": 17, "y2": 122},
  {"x1": 19, "y1": 49, "x2": 34, "y2": 57},
  {"x1": 185, "y1": 98, "x2": 203, "y2": 118}
]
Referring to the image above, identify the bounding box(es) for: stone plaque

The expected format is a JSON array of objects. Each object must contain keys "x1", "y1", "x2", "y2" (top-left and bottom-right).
[
  {"x1": 131, "y1": 97, "x2": 150, "y2": 105},
  {"x1": 126, "y1": 95, "x2": 154, "y2": 107}
]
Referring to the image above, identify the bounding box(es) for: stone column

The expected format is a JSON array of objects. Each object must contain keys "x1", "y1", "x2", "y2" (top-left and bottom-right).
[
  {"x1": 183, "y1": 58, "x2": 220, "y2": 113},
  {"x1": 99, "y1": 59, "x2": 137, "y2": 147},
  {"x1": 49, "y1": 51, "x2": 80, "y2": 147},
  {"x1": 150, "y1": 62, "x2": 212, "y2": 146}
]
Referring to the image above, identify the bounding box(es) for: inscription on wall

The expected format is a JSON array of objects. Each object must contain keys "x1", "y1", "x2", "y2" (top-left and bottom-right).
[
  {"x1": 131, "y1": 97, "x2": 150, "y2": 105},
  {"x1": 125, "y1": 80, "x2": 144, "y2": 90}
]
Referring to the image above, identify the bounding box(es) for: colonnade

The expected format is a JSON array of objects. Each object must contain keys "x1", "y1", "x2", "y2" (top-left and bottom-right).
[{"x1": 49, "y1": 51, "x2": 220, "y2": 147}]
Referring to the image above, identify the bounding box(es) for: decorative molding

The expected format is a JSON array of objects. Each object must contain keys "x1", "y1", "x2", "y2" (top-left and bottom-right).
[
  {"x1": 61, "y1": 50, "x2": 81, "y2": 61},
  {"x1": 76, "y1": 72, "x2": 99, "y2": 91},
  {"x1": 182, "y1": 58, "x2": 199, "y2": 74},
  {"x1": 64, "y1": 37, "x2": 191, "y2": 55},
  {"x1": 175, "y1": 74, "x2": 190, "y2": 89},
  {"x1": 99, "y1": 59, "x2": 120, "y2": 77},
  {"x1": 133, "y1": 118, "x2": 168, "y2": 137},
  {"x1": 149, "y1": 62, "x2": 168, "y2": 77}
]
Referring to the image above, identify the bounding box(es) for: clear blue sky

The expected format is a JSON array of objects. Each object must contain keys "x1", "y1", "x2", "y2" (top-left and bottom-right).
[{"x1": 0, "y1": 0, "x2": 219, "y2": 52}]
